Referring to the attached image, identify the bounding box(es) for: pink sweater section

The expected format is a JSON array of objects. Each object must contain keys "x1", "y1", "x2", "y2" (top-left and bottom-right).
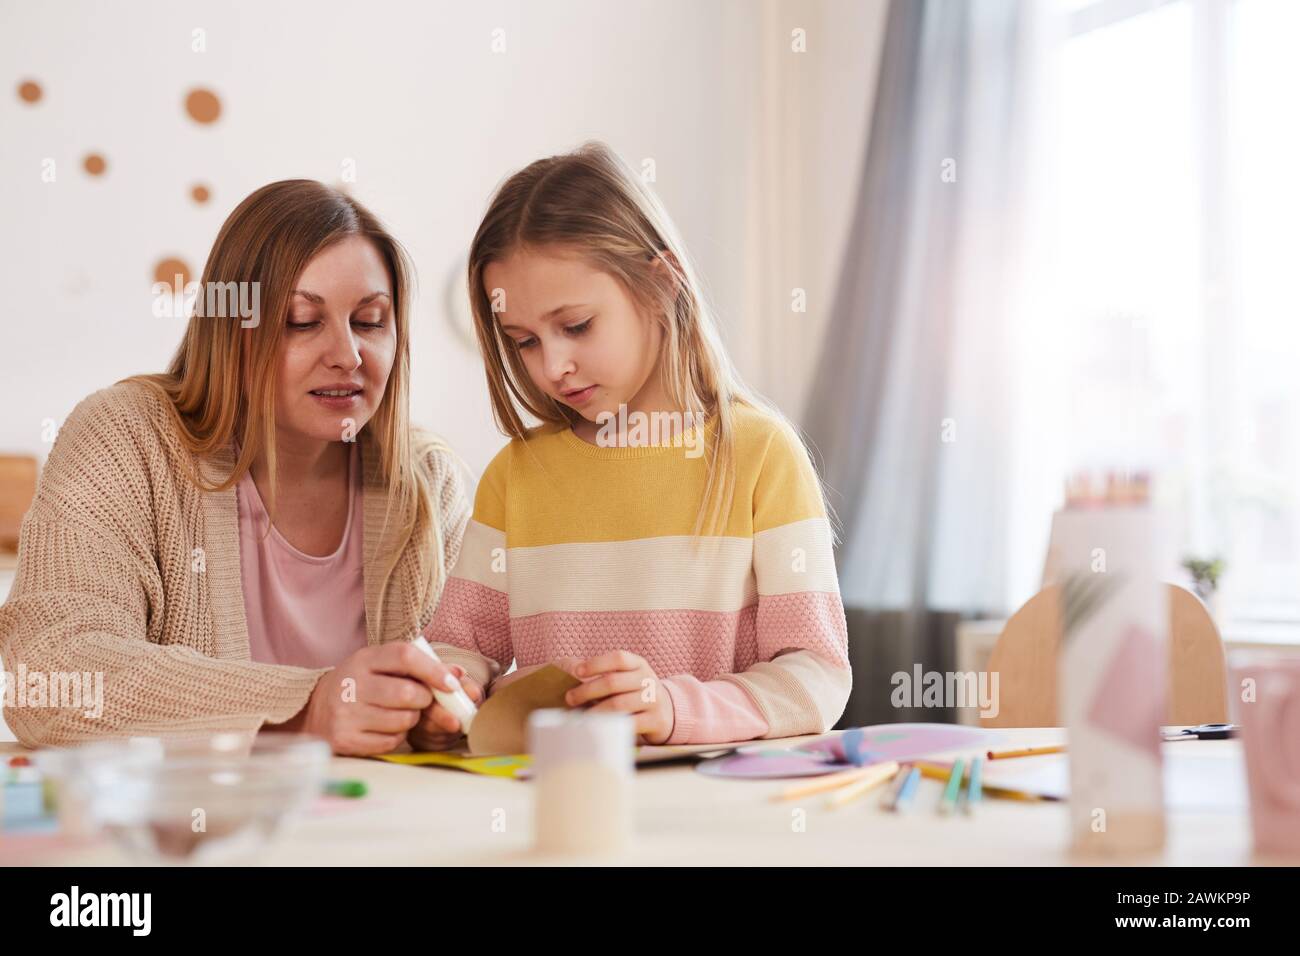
[
  {"x1": 660, "y1": 676, "x2": 768, "y2": 743},
  {"x1": 429, "y1": 575, "x2": 845, "y2": 743},
  {"x1": 236, "y1": 443, "x2": 368, "y2": 669}
]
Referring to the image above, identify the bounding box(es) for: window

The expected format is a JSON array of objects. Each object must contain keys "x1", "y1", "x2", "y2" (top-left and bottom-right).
[{"x1": 1048, "y1": 0, "x2": 1300, "y2": 628}]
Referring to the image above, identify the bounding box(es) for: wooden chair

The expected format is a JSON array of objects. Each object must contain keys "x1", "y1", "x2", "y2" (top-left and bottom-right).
[{"x1": 979, "y1": 583, "x2": 1228, "y2": 728}]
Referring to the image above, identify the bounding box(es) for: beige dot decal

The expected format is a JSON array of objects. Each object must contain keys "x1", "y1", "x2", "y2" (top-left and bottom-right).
[
  {"x1": 191, "y1": 184, "x2": 211, "y2": 204},
  {"x1": 185, "y1": 88, "x2": 221, "y2": 124},
  {"x1": 17, "y1": 80, "x2": 42, "y2": 104},
  {"x1": 153, "y1": 258, "x2": 191, "y2": 288},
  {"x1": 83, "y1": 153, "x2": 107, "y2": 176}
]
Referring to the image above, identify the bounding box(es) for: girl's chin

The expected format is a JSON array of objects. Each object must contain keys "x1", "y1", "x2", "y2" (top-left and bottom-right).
[{"x1": 572, "y1": 395, "x2": 619, "y2": 420}]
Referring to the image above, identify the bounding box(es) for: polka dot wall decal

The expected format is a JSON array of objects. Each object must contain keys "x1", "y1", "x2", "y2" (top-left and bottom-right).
[
  {"x1": 184, "y1": 88, "x2": 221, "y2": 124},
  {"x1": 17, "y1": 80, "x2": 42, "y2": 104},
  {"x1": 83, "y1": 153, "x2": 107, "y2": 176},
  {"x1": 153, "y1": 257, "x2": 191, "y2": 289},
  {"x1": 191, "y1": 184, "x2": 210, "y2": 204}
]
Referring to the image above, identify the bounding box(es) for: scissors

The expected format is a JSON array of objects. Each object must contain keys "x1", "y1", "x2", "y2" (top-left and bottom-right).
[{"x1": 1161, "y1": 722, "x2": 1238, "y2": 741}]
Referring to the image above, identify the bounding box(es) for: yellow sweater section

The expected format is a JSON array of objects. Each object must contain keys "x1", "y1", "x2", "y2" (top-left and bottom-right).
[{"x1": 473, "y1": 403, "x2": 827, "y2": 546}]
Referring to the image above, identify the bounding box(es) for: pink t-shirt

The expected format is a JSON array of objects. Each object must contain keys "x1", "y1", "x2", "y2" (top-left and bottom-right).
[{"x1": 236, "y1": 442, "x2": 368, "y2": 668}]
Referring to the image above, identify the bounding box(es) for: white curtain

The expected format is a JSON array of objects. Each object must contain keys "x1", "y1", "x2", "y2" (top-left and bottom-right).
[
  {"x1": 806, "y1": 0, "x2": 1055, "y2": 618},
  {"x1": 801, "y1": 0, "x2": 1060, "y2": 723}
]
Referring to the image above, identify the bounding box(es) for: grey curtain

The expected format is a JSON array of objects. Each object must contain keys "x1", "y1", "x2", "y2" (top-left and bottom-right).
[{"x1": 804, "y1": 0, "x2": 1033, "y2": 727}]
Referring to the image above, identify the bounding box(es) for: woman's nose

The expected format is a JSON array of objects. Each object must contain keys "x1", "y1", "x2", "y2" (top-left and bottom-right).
[{"x1": 324, "y1": 319, "x2": 362, "y2": 370}]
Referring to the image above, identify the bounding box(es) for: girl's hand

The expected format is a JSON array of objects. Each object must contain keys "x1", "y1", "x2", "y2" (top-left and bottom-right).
[
  {"x1": 565, "y1": 651, "x2": 674, "y2": 745},
  {"x1": 280, "y1": 643, "x2": 464, "y2": 756},
  {"x1": 407, "y1": 665, "x2": 485, "y2": 751}
]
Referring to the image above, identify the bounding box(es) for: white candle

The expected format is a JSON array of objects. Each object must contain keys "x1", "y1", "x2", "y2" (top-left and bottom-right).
[{"x1": 528, "y1": 710, "x2": 634, "y2": 856}]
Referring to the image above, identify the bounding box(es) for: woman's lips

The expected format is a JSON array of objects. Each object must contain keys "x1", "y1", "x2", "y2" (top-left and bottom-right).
[
  {"x1": 309, "y1": 389, "x2": 362, "y2": 409},
  {"x1": 561, "y1": 385, "x2": 597, "y2": 405}
]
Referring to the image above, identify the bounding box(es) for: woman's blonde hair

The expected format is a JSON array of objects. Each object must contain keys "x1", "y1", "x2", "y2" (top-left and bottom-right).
[
  {"x1": 468, "y1": 141, "x2": 798, "y2": 537},
  {"x1": 125, "y1": 179, "x2": 446, "y2": 628}
]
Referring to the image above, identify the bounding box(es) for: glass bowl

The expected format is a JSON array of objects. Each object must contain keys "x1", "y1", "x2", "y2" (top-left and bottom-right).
[{"x1": 36, "y1": 732, "x2": 330, "y2": 865}]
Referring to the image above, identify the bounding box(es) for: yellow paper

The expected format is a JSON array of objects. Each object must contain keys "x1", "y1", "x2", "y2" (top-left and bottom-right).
[
  {"x1": 374, "y1": 751, "x2": 532, "y2": 778},
  {"x1": 371, "y1": 741, "x2": 747, "y2": 783}
]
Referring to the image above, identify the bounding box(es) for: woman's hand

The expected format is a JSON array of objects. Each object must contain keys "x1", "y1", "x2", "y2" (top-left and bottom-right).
[
  {"x1": 407, "y1": 665, "x2": 485, "y2": 752},
  {"x1": 565, "y1": 651, "x2": 674, "y2": 745},
  {"x1": 278, "y1": 643, "x2": 467, "y2": 756}
]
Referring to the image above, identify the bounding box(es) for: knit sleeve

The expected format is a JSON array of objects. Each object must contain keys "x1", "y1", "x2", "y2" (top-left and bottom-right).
[
  {"x1": 415, "y1": 438, "x2": 499, "y2": 690},
  {"x1": 659, "y1": 675, "x2": 770, "y2": 744},
  {"x1": 423, "y1": 441, "x2": 513, "y2": 674},
  {"x1": 0, "y1": 391, "x2": 326, "y2": 746},
  {"x1": 718, "y1": 421, "x2": 851, "y2": 738}
]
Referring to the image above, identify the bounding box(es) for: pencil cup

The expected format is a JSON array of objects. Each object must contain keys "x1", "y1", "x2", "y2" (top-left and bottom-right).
[
  {"x1": 1054, "y1": 506, "x2": 1170, "y2": 855},
  {"x1": 528, "y1": 709, "x2": 634, "y2": 856},
  {"x1": 1230, "y1": 652, "x2": 1300, "y2": 858}
]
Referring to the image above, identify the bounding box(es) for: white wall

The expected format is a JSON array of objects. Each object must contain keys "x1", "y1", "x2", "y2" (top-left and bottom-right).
[
  {"x1": 1, "y1": 0, "x2": 887, "y2": 743},
  {"x1": 742, "y1": 0, "x2": 889, "y2": 422},
  {"x1": 0, "y1": 0, "x2": 884, "y2": 474}
]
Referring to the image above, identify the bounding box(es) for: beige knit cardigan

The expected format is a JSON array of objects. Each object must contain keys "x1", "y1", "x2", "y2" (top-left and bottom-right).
[{"x1": 0, "y1": 381, "x2": 493, "y2": 746}]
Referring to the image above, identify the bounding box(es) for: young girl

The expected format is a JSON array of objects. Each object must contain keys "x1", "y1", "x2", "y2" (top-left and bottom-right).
[{"x1": 425, "y1": 142, "x2": 850, "y2": 746}]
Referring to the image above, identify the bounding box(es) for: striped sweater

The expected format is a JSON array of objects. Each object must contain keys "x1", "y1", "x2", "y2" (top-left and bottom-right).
[{"x1": 425, "y1": 404, "x2": 851, "y2": 744}]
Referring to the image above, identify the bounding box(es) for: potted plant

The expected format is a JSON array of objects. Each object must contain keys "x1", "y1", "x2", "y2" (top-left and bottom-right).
[{"x1": 1181, "y1": 555, "x2": 1225, "y2": 617}]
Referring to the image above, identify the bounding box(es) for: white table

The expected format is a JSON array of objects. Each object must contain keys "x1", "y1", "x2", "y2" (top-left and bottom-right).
[{"x1": 2, "y1": 729, "x2": 1275, "y2": 867}]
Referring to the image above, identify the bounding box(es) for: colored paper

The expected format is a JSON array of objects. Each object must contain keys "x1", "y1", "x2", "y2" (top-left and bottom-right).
[
  {"x1": 375, "y1": 751, "x2": 533, "y2": 778},
  {"x1": 695, "y1": 724, "x2": 999, "y2": 779}
]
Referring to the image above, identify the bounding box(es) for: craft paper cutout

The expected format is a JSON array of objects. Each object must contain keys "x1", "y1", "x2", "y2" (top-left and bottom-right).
[{"x1": 466, "y1": 665, "x2": 582, "y2": 755}]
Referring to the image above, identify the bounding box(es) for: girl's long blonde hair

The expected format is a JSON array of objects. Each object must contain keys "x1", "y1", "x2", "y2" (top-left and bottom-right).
[
  {"x1": 468, "y1": 141, "x2": 807, "y2": 537},
  {"x1": 125, "y1": 179, "x2": 446, "y2": 628}
]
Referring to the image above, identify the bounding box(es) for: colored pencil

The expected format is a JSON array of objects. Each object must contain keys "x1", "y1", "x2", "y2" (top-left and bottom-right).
[
  {"x1": 939, "y1": 758, "x2": 966, "y2": 815},
  {"x1": 987, "y1": 745, "x2": 1065, "y2": 760},
  {"x1": 826, "y1": 761, "x2": 901, "y2": 808},
  {"x1": 963, "y1": 757, "x2": 984, "y2": 815}
]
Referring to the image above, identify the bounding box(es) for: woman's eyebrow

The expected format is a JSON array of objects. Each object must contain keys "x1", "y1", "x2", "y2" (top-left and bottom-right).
[{"x1": 290, "y1": 290, "x2": 390, "y2": 306}]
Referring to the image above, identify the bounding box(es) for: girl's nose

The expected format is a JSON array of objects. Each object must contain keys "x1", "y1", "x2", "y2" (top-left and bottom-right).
[{"x1": 543, "y1": 342, "x2": 576, "y2": 382}]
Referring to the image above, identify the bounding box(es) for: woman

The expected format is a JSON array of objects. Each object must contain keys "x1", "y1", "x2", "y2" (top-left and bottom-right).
[{"x1": 0, "y1": 181, "x2": 496, "y2": 755}]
